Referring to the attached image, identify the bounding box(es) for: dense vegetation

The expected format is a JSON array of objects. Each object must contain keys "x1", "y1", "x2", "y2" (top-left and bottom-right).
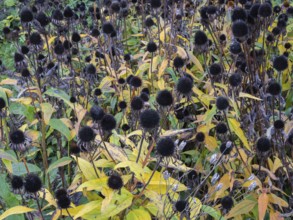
[{"x1": 0, "y1": 0, "x2": 292, "y2": 219}]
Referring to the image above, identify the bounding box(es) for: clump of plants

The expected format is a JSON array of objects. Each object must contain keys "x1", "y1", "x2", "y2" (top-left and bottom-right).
[{"x1": 0, "y1": 0, "x2": 292, "y2": 219}]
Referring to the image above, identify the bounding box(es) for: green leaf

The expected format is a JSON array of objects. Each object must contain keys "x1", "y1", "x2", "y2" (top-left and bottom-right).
[
  {"x1": 201, "y1": 205, "x2": 226, "y2": 220},
  {"x1": 4, "y1": 0, "x2": 16, "y2": 7},
  {"x1": 0, "y1": 150, "x2": 17, "y2": 162},
  {"x1": 0, "y1": 87, "x2": 8, "y2": 106},
  {"x1": 226, "y1": 199, "x2": 257, "y2": 219},
  {"x1": 203, "y1": 105, "x2": 217, "y2": 124},
  {"x1": 0, "y1": 174, "x2": 23, "y2": 220},
  {"x1": 44, "y1": 88, "x2": 73, "y2": 109},
  {"x1": 49, "y1": 118, "x2": 71, "y2": 140},
  {"x1": 12, "y1": 162, "x2": 41, "y2": 175},
  {"x1": 47, "y1": 157, "x2": 73, "y2": 174},
  {"x1": 9, "y1": 102, "x2": 35, "y2": 122}
]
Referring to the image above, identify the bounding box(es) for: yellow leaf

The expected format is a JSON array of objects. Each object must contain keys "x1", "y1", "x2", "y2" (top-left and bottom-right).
[
  {"x1": 162, "y1": 128, "x2": 194, "y2": 137},
  {"x1": 252, "y1": 165, "x2": 279, "y2": 180},
  {"x1": 51, "y1": 210, "x2": 61, "y2": 220},
  {"x1": 94, "y1": 159, "x2": 115, "y2": 168},
  {"x1": 272, "y1": 157, "x2": 283, "y2": 173},
  {"x1": 39, "y1": 188, "x2": 57, "y2": 208},
  {"x1": 189, "y1": 197, "x2": 202, "y2": 218},
  {"x1": 136, "y1": 63, "x2": 150, "y2": 76},
  {"x1": 131, "y1": 34, "x2": 144, "y2": 37},
  {"x1": 0, "y1": 78, "x2": 17, "y2": 85},
  {"x1": 157, "y1": 78, "x2": 165, "y2": 90},
  {"x1": 192, "y1": 87, "x2": 210, "y2": 106},
  {"x1": 214, "y1": 83, "x2": 228, "y2": 94},
  {"x1": 268, "y1": 193, "x2": 288, "y2": 208},
  {"x1": 0, "y1": 206, "x2": 35, "y2": 220},
  {"x1": 205, "y1": 136, "x2": 218, "y2": 151},
  {"x1": 177, "y1": 35, "x2": 189, "y2": 43},
  {"x1": 127, "y1": 129, "x2": 143, "y2": 138},
  {"x1": 48, "y1": 36, "x2": 56, "y2": 45},
  {"x1": 158, "y1": 59, "x2": 168, "y2": 78},
  {"x1": 176, "y1": 46, "x2": 187, "y2": 59},
  {"x1": 102, "y1": 142, "x2": 128, "y2": 162},
  {"x1": 12, "y1": 97, "x2": 32, "y2": 105},
  {"x1": 187, "y1": 51, "x2": 204, "y2": 72},
  {"x1": 99, "y1": 188, "x2": 133, "y2": 218},
  {"x1": 215, "y1": 174, "x2": 230, "y2": 200},
  {"x1": 258, "y1": 193, "x2": 269, "y2": 220},
  {"x1": 99, "y1": 76, "x2": 115, "y2": 89},
  {"x1": 159, "y1": 26, "x2": 170, "y2": 42},
  {"x1": 26, "y1": 130, "x2": 40, "y2": 142},
  {"x1": 115, "y1": 161, "x2": 144, "y2": 177},
  {"x1": 76, "y1": 175, "x2": 132, "y2": 192},
  {"x1": 74, "y1": 156, "x2": 99, "y2": 180},
  {"x1": 41, "y1": 103, "x2": 54, "y2": 125},
  {"x1": 143, "y1": 170, "x2": 187, "y2": 194},
  {"x1": 73, "y1": 200, "x2": 102, "y2": 219},
  {"x1": 228, "y1": 118, "x2": 250, "y2": 150},
  {"x1": 226, "y1": 199, "x2": 257, "y2": 219},
  {"x1": 126, "y1": 209, "x2": 152, "y2": 220},
  {"x1": 101, "y1": 187, "x2": 114, "y2": 213},
  {"x1": 239, "y1": 92, "x2": 262, "y2": 101}
]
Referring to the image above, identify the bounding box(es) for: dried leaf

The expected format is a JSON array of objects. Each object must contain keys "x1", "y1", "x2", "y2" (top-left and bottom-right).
[{"x1": 258, "y1": 193, "x2": 269, "y2": 220}]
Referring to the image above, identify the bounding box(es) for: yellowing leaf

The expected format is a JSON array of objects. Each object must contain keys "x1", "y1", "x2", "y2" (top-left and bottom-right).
[
  {"x1": 74, "y1": 156, "x2": 99, "y2": 180},
  {"x1": 205, "y1": 136, "x2": 218, "y2": 151},
  {"x1": 176, "y1": 46, "x2": 187, "y2": 59},
  {"x1": 258, "y1": 193, "x2": 269, "y2": 220},
  {"x1": 47, "y1": 157, "x2": 73, "y2": 174},
  {"x1": 252, "y1": 165, "x2": 279, "y2": 180},
  {"x1": 239, "y1": 92, "x2": 262, "y2": 101},
  {"x1": 99, "y1": 76, "x2": 115, "y2": 89},
  {"x1": 39, "y1": 188, "x2": 57, "y2": 208},
  {"x1": 41, "y1": 103, "x2": 54, "y2": 125},
  {"x1": 51, "y1": 210, "x2": 61, "y2": 220},
  {"x1": 187, "y1": 51, "x2": 204, "y2": 72},
  {"x1": 162, "y1": 128, "x2": 194, "y2": 137},
  {"x1": 157, "y1": 78, "x2": 165, "y2": 90},
  {"x1": 115, "y1": 161, "x2": 144, "y2": 177},
  {"x1": 142, "y1": 170, "x2": 187, "y2": 194},
  {"x1": 159, "y1": 26, "x2": 170, "y2": 42},
  {"x1": 226, "y1": 199, "x2": 257, "y2": 219},
  {"x1": 126, "y1": 209, "x2": 151, "y2": 220},
  {"x1": 268, "y1": 193, "x2": 289, "y2": 208},
  {"x1": 0, "y1": 206, "x2": 35, "y2": 220},
  {"x1": 13, "y1": 97, "x2": 32, "y2": 105},
  {"x1": 157, "y1": 58, "x2": 168, "y2": 77},
  {"x1": 26, "y1": 130, "x2": 40, "y2": 142},
  {"x1": 76, "y1": 175, "x2": 132, "y2": 192},
  {"x1": 272, "y1": 157, "x2": 283, "y2": 173},
  {"x1": 48, "y1": 36, "x2": 56, "y2": 45},
  {"x1": 192, "y1": 87, "x2": 210, "y2": 106},
  {"x1": 177, "y1": 35, "x2": 189, "y2": 43},
  {"x1": 102, "y1": 142, "x2": 128, "y2": 162},
  {"x1": 189, "y1": 197, "x2": 202, "y2": 218},
  {"x1": 136, "y1": 63, "x2": 150, "y2": 76},
  {"x1": 228, "y1": 118, "x2": 250, "y2": 150},
  {"x1": 202, "y1": 205, "x2": 226, "y2": 220},
  {"x1": 73, "y1": 200, "x2": 102, "y2": 219},
  {"x1": 215, "y1": 174, "x2": 230, "y2": 200},
  {"x1": 0, "y1": 78, "x2": 17, "y2": 85}
]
